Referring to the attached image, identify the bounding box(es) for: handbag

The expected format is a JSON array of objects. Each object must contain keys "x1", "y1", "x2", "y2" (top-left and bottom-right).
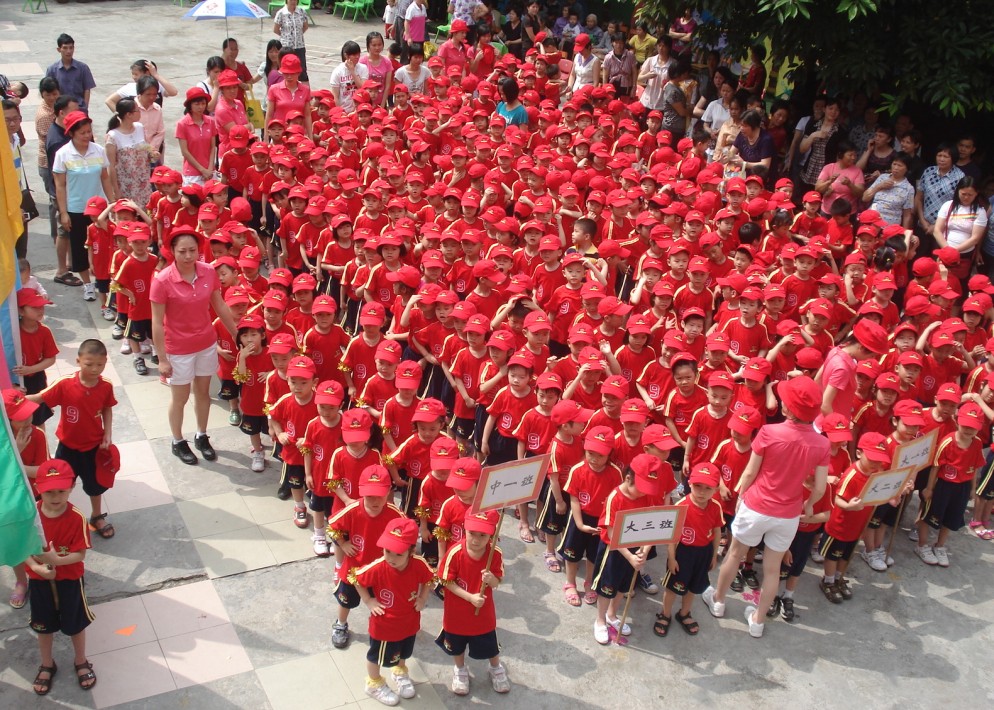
[
  {"x1": 245, "y1": 88, "x2": 265, "y2": 130},
  {"x1": 19, "y1": 159, "x2": 38, "y2": 222}
]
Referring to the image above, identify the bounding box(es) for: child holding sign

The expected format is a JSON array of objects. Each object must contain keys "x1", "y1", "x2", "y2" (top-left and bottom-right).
[
  {"x1": 591, "y1": 454, "x2": 663, "y2": 644},
  {"x1": 436, "y1": 510, "x2": 510, "y2": 696},
  {"x1": 656, "y1": 463, "x2": 723, "y2": 637},
  {"x1": 819, "y1": 433, "x2": 892, "y2": 603}
]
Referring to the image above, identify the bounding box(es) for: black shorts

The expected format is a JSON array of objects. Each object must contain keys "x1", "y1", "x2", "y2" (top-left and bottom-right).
[
  {"x1": 240, "y1": 414, "x2": 267, "y2": 436},
  {"x1": 218, "y1": 379, "x2": 241, "y2": 401},
  {"x1": 29, "y1": 577, "x2": 94, "y2": 636},
  {"x1": 452, "y1": 416, "x2": 475, "y2": 441},
  {"x1": 535, "y1": 479, "x2": 569, "y2": 535},
  {"x1": 55, "y1": 443, "x2": 106, "y2": 496},
  {"x1": 868, "y1": 503, "x2": 899, "y2": 529},
  {"x1": 335, "y1": 580, "x2": 362, "y2": 609},
  {"x1": 591, "y1": 541, "x2": 636, "y2": 598},
  {"x1": 22, "y1": 371, "x2": 53, "y2": 426},
  {"x1": 398, "y1": 473, "x2": 422, "y2": 518},
  {"x1": 127, "y1": 318, "x2": 151, "y2": 342},
  {"x1": 281, "y1": 463, "x2": 306, "y2": 490},
  {"x1": 486, "y1": 431, "x2": 517, "y2": 466},
  {"x1": 95, "y1": 278, "x2": 110, "y2": 295},
  {"x1": 663, "y1": 544, "x2": 714, "y2": 596},
  {"x1": 557, "y1": 512, "x2": 600, "y2": 563},
  {"x1": 420, "y1": 522, "x2": 439, "y2": 566},
  {"x1": 819, "y1": 535, "x2": 859, "y2": 562},
  {"x1": 914, "y1": 467, "x2": 931, "y2": 492},
  {"x1": 66, "y1": 212, "x2": 89, "y2": 273},
  {"x1": 473, "y1": 404, "x2": 488, "y2": 452},
  {"x1": 367, "y1": 633, "x2": 416, "y2": 667},
  {"x1": 781, "y1": 527, "x2": 819, "y2": 580},
  {"x1": 435, "y1": 628, "x2": 500, "y2": 661},
  {"x1": 920, "y1": 479, "x2": 972, "y2": 531},
  {"x1": 309, "y1": 492, "x2": 334, "y2": 515},
  {"x1": 722, "y1": 511, "x2": 735, "y2": 530},
  {"x1": 977, "y1": 450, "x2": 994, "y2": 500}
]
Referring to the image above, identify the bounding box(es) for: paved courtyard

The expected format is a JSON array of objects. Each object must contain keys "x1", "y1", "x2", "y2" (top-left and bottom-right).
[{"x1": 1, "y1": 2, "x2": 994, "y2": 707}]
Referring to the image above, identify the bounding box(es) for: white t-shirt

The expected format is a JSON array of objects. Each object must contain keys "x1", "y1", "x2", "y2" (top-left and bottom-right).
[
  {"x1": 393, "y1": 64, "x2": 431, "y2": 95},
  {"x1": 330, "y1": 62, "x2": 369, "y2": 113},
  {"x1": 701, "y1": 99, "x2": 730, "y2": 135},
  {"x1": 938, "y1": 200, "x2": 989, "y2": 250}
]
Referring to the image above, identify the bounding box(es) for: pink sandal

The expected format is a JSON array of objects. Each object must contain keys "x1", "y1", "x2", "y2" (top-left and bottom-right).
[
  {"x1": 8, "y1": 582, "x2": 27, "y2": 609},
  {"x1": 583, "y1": 586, "x2": 598, "y2": 605},
  {"x1": 978, "y1": 528, "x2": 994, "y2": 540},
  {"x1": 969, "y1": 520, "x2": 984, "y2": 529},
  {"x1": 563, "y1": 583, "x2": 581, "y2": 607}
]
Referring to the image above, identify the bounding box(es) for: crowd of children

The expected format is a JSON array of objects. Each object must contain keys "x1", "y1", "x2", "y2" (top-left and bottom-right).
[{"x1": 9, "y1": 33, "x2": 994, "y2": 704}]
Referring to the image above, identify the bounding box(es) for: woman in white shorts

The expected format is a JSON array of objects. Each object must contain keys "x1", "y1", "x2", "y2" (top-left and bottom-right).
[
  {"x1": 151, "y1": 228, "x2": 237, "y2": 465},
  {"x1": 702, "y1": 376, "x2": 830, "y2": 638}
]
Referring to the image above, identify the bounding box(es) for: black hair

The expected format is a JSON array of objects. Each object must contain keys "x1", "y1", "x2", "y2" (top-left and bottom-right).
[
  {"x1": 891, "y1": 151, "x2": 913, "y2": 170},
  {"x1": 108, "y1": 97, "x2": 137, "y2": 131},
  {"x1": 770, "y1": 208, "x2": 793, "y2": 227},
  {"x1": 830, "y1": 197, "x2": 852, "y2": 216},
  {"x1": 716, "y1": 66, "x2": 737, "y2": 89},
  {"x1": 264, "y1": 39, "x2": 283, "y2": 76},
  {"x1": 935, "y1": 142, "x2": 956, "y2": 160},
  {"x1": 136, "y1": 75, "x2": 158, "y2": 97},
  {"x1": 500, "y1": 76, "x2": 520, "y2": 103},
  {"x1": 671, "y1": 58, "x2": 692, "y2": 80},
  {"x1": 737, "y1": 222, "x2": 761, "y2": 244},
  {"x1": 39, "y1": 76, "x2": 59, "y2": 95},
  {"x1": 951, "y1": 176, "x2": 980, "y2": 215},
  {"x1": 206, "y1": 56, "x2": 225, "y2": 73},
  {"x1": 1, "y1": 98, "x2": 18, "y2": 114},
  {"x1": 222, "y1": 37, "x2": 238, "y2": 51},
  {"x1": 388, "y1": 41, "x2": 403, "y2": 56},
  {"x1": 902, "y1": 129, "x2": 923, "y2": 146},
  {"x1": 740, "y1": 108, "x2": 763, "y2": 130},
  {"x1": 509, "y1": 301, "x2": 530, "y2": 319},
  {"x1": 341, "y1": 40, "x2": 361, "y2": 60},
  {"x1": 78, "y1": 338, "x2": 107, "y2": 357},
  {"x1": 575, "y1": 217, "x2": 597, "y2": 237},
  {"x1": 751, "y1": 44, "x2": 767, "y2": 62},
  {"x1": 365, "y1": 31, "x2": 384, "y2": 49},
  {"x1": 131, "y1": 59, "x2": 154, "y2": 74},
  {"x1": 835, "y1": 140, "x2": 856, "y2": 161},
  {"x1": 57, "y1": 33, "x2": 74, "y2": 47},
  {"x1": 170, "y1": 231, "x2": 201, "y2": 250},
  {"x1": 873, "y1": 246, "x2": 896, "y2": 272},
  {"x1": 873, "y1": 123, "x2": 894, "y2": 139},
  {"x1": 53, "y1": 95, "x2": 77, "y2": 114},
  {"x1": 408, "y1": 45, "x2": 425, "y2": 58}
]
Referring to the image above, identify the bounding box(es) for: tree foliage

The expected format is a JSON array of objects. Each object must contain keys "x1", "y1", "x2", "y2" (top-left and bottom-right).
[{"x1": 636, "y1": 0, "x2": 994, "y2": 117}]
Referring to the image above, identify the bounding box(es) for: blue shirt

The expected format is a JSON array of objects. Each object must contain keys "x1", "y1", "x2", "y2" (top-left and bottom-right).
[
  {"x1": 52, "y1": 141, "x2": 108, "y2": 213},
  {"x1": 496, "y1": 102, "x2": 528, "y2": 127},
  {"x1": 45, "y1": 60, "x2": 96, "y2": 110}
]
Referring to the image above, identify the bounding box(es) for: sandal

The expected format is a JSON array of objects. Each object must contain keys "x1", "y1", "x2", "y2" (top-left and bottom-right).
[
  {"x1": 969, "y1": 520, "x2": 984, "y2": 529},
  {"x1": 980, "y1": 529, "x2": 994, "y2": 541},
  {"x1": 563, "y1": 583, "x2": 581, "y2": 607},
  {"x1": 54, "y1": 272, "x2": 83, "y2": 287},
  {"x1": 9, "y1": 581, "x2": 27, "y2": 609},
  {"x1": 75, "y1": 660, "x2": 96, "y2": 690},
  {"x1": 582, "y1": 587, "x2": 598, "y2": 605},
  {"x1": 653, "y1": 612, "x2": 671, "y2": 637},
  {"x1": 675, "y1": 610, "x2": 700, "y2": 635},
  {"x1": 543, "y1": 551, "x2": 561, "y2": 573},
  {"x1": 33, "y1": 663, "x2": 56, "y2": 696},
  {"x1": 89, "y1": 514, "x2": 115, "y2": 539},
  {"x1": 819, "y1": 579, "x2": 843, "y2": 604},
  {"x1": 519, "y1": 525, "x2": 535, "y2": 544}
]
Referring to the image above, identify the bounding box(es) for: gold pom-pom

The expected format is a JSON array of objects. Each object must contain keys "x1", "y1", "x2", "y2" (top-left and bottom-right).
[
  {"x1": 326, "y1": 527, "x2": 344, "y2": 540},
  {"x1": 338, "y1": 362, "x2": 351, "y2": 373},
  {"x1": 380, "y1": 425, "x2": 391, "y2": 435},
  {"x1": 346, "y1": 567, "x2": 358, "y2": 585},
  {"x1": 326, "y1": 478, "x2": 343, "y2": 490},
  {"x1": 232, "y1": 369, "x2": 252, "y2": 384},
  {"x1": 354, "y1": 398, "x2": 366, "y2": 408},
  {"x1": 263, "y1": 404, "x2": 272, "y2": 416},
  {"x1": 109, "y1": 282, "x2": 122, "y2": 293},
  {"x1": 413, "y1": 506, "x2": 430, "y2": 520},
  {"x1": 383, "y1": 454, "x2": 395, "y2": 466},
  {"x1": 433, "y1": 527, "x2": 452, "y2": 542}
]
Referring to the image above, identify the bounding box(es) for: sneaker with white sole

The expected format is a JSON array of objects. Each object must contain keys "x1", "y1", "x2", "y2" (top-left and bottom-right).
[
  {"x1": 917, "y1": 545, "x2": 938, "y2": 565},
  {"x1": 593, "y1": 621, "x2": 610, "y2": 645},
  {"x1": 101, "y1": 307, "x2": 116, "y2": 321},
  {"x1": 908, "y1": 528, "x2": 919, "y2": 542},
  {"x1": 312, "y1": 533, "x2": 330, "y2": 557},
  {"x1": 111, "y1": 323, "x2": 124, "y2": 339},
  {"x1": 878, "y1": 547, "x2": 895, "y2": 567},
  {"x1": 392, "y1": 670, "x2": 416, "y2": 699},
  {"x1": 82, "y1": 283, "x2": 96, "y2": 301},
  {"x1": 932, "y1": 545, "x2": 950, "y2": 567},
  {"x1": 451, "y1": 666, "x2": 470, "y2": 695},
  {"x1": 702, "y1": 586, "x2": 725, "y2": 618},
  {"x1": 607, "y1": 616, "x2": 632, "y2": 636},
  {"x1": 488, "y1": 662, "x2": 510, "y2": 693},
  {"x1": 809, "y1": 548, "x2": 825, "y2": 563},
  {"x1": 140, "y1": 340, "x2": 152, "y2": 355},
  {"x1": 744, "y1": 605, "x2": 764, "y2": 638},
  {"x1": 250, "y1": 449, "x2": 265, "y2": 472},
  {"x1": 365, "y1": 681, "x2": 399, "y2": 706},
  {"x1": 293, "y1": 506, "x2": 309, "y2": 528},
  {"x1": 862, "y1": 548, "x2": 887, "y2": 572},
  {"x1": 120, "y1": 340, "x2": 132, "y2": 355},
  {"x1": 637, "y1": 571, "x2": 659, "y2": 594},
  {"x1": 331, "y1": 621, "x2": 350, "y2": 649}
]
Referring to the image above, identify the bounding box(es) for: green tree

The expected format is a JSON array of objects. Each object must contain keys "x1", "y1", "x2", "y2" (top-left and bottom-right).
[{"x1": 637, "y1": 0, "x2": 994, "y2": 117}]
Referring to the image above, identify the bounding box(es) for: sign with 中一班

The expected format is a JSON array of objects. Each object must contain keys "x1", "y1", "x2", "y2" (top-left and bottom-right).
[{"x1": 471, "y1": 455, "x2": 549, "y2": 514}]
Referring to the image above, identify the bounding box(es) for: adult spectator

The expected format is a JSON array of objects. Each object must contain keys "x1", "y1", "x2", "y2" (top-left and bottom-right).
[
  {"x1": 499, "y1": 8, "x2": 524, "y2": 60},
  {"x1": 495, "y1": 77, "x2": 527, "y2": 127},
  {"x1": 214, "y1": 70, "x2": 250, "y2": 156},
  {"x1": 714, "y1": 92, "x2": 746, "y2": 156},
  {"x1": 733, "y1": 108, "x2": 775, "y2": 178},
  {"x1": 265, "y1": 54, "x2": 311, "y2": 140},
  {"x1": 175, "y1": 88, "x2": 218, "y2": 186},
  {"x1": 330, "y1": 41, "x2": 368, "y2": 114},
  {"x1": 436, "y1": 20, "x2": 470, "y2": 75},
  {"x1": 915, "y1": 143, "x2": 964, "y2": 240},
  {"x1": 34, "y1": 76, "x2": 60, "y2": 242},
  {"x1": 360, "y1": 32, "x2": 393, "y2": 107},
  {"x1": 394, "y1": 46, "x2": 431, "y2": 95},
  {"x1": 815, "y1": 140, "x2": 865, "y2": 215},
  {"x1": 45, "y1": 34, "x2": 95, "y2": 111},
  {"x1": 403, "y1": 0, "x2": 428, "y2": 50},
  {"x1": 45, "y1": 95, "x2": 79, "y2": 286},
  {"x1": 697, "y1": 76, "x2": 734, "y2": 141},
  {"x1": 52, "y1": 111, "x2": 114, "y2": 300},
  {"x1": 250, "y1": 40, "x2": 283, "y2": 114},
  {"x1": 105, "y1": 98, "x2": 158, "y2": 208},
  {"x1": 799, "y1": 96, "x2": 845, "y2": 192},
  {"x1": 602, "y1": 32, "x2": 637, "y2": 98},
  {"x1": 103, "y1": 59, "x2": 177, "y2": 112},
  {"x1": 899, "y1": 129, "x2": 926, "y2": 184},
  {"x1": 627, "y1": 22, "x2": 657, "y2": 66},
  {"x1": 738, "y1": 44, "x2": 767, "y2": 94},
  {"x1": 565, "y1": 34, "x2": 600, "y2": 96},
  {"x1": 863, "y1": 153, "x2": 915, "y2": 227},
  {"x1": 521, "y1": 1, "x2": 542, "y2": 55},
  {"x1": 221, "y1": 37, "x2": 254, "y2": 104},
  {"x1": 660, "y1": 58, "x2": 692, "y2": 142},
  {"x1": 856, "y1": 123, "x2": 896, "y2": 184},
  {"x1": 135, "y1": 76, "x2": 165, "y2": 156},
  {"x1": 3, "y1": 100, "x2": 28, "y2": 257},
  {"x1": 274, "y1": 0, "x2": 309, "y2": 82},
  {"x1": 956, "y1": 135, "x2": 982, "y2": 180},
  {"x1": 594, "y1": 20, "x2": 617, "y2": 58},
  {"x1": 637, "y1": 36, "x2": 676, "y2": 112},
  {"x1": 582, "y1": 14, "x2": 603, "y2": 48},
  {"x1": 393, "y1": 0, "x2": 413, "y2": 56},
  {"x1": 692, "y1": 64, "x2": 734, "y2": 120},
  {"x1": 668, "y1": 6, "x2": 696, "y2": 55},
  {"x1": 703, "y1": 376, "x2": 830, "y2": 638},
  {"x1": 784, "y1": 94, "x2": 825, "y2": 180},
  {"x1": 450, "y1": 0, "x2": 482, "y2": 27},
  {"x1": 935, "y1": 178, "x2": 988, "y2": 281},
  {"x1": 151, "y1": 229, "x2": 237, "y2": 467},
  {"x1": 193, "y1": 56, "x2": 225, "y2": 114}
]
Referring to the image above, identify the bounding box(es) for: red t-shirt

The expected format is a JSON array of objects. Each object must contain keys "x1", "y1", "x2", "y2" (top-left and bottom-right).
[
  {"x1": 710, "y1": 438, "x2": 751, "y2": 517},
  {"x1": 86, "y1": 224, "x2": 114, "y2": 279},
  {"x1": 677, "y1": 494, "x2": 724, "y2": 547},
  {"x1": 450, "y1": 346, "x2": 487, "y2": 419},
  {"x1": 548, "y1": 434, "x2": 584, "y2": 489},
  {"x1": 329, "y1": 444, "x2": 381, "y2": 513},
  {"x1": 487, "y1": 386, "x2": 537, "y2": 438},
  {"x1": 355, "y1": 555, "x2": 435, "y2": 641},
  {"x1": 236, "y1": 352, "x2": 272, "y2": 417},
  {"x1": 933, "y1": 432, "x2": 985, "y2": 484},
  {"x1": 302, "y1": 325, "x2": 349, "y2": 385},
  {"x1": 328, "y1": 500, "x2": 404, "y2": 573},
  {"x1": 264, "y1": 369, "x2": 290, "y2": 415},
  {"x1": 599, "y1": 486, "x2": 655, "y2": 544},
  {"x1": 513, "y1": 408, "x2": 556, "y2": 455},
  {"x1": 685, "y1": 406, "x2": 732, "y2": 468},
  {"x1": 741, "y1": 420, "x2": 831, "y2": 518},
  {"x1": 25, "y1": 502, "x2": 90, "y2": 581},
  {"x1": 114, "y1": 253, "x2": 159, "y2": 321},
  {"x1": 342, "y1": 334, "x2": 383, "y2": 395},
  {"x1": 824, "y1": 464, "x2": 874, "y2": 541},
  {"x1": 614, "y1": 344, "x2": 656, "y2": 385},
  {"x1": 435, "y1": 494, "x2": 473, "y2": 543},
  {"x1": 418, "y1": 473, "x2": 454, "y2": 523},
  {"x1": 381, "y1": 395, "x2": 418, "y2": 446},
  {"x1": 564, "y1": 461, "x2": 624, "y2": 517},
  {"x1": 20, "y1": 323, "x2": 58, "y2": 377},
  {"x1": 360, "y1": 374, "x2": 398, "y2": 413},
  {"x1": 662, "y1": 386, "x2": 708, "y2": 436},
  {"x1": 720, "y1": 318, "x2": 773, "y2": 359},
  {"x1": 299, "y1": 416, "x2": 345, "y2": 496},
  {"x1": 267, "y1": 393, "x2": 318, "y2": 465},
  {"x1": 636, "y1": 360, "x2": 673, "y2": 408},
  {"x1": 40, "y1": 374, "x2": 117, "y2": 451},
  {"x1": 439, "y1": 540, "x2": 503, "y2": 636},
  {"x1": 390, "y1": 433, "x2": 433, "y2": 481}
]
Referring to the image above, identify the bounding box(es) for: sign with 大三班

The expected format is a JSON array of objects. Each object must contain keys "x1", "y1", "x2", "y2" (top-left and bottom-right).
[{"x1": 609, "y1": 506, "x2": 687, "y2": 550}]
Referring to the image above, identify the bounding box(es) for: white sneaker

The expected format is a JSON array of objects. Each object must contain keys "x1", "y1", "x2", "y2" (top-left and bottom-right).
[
  {"x1": 702, "y1": 586, "x2": 725, "y2": 618},
  {"x1": 809, "y1": 548, "x2": 825, "y2": 563},
  {"x1": 312, "y1": 533, "x2": 330, "y2": 557},
  {"x1": 101, "y1": 306, "x2": 116, "y2": 321},
  {"x1": 251, "y1": 449, "x2": 265, "y2": 472},
  {"x1": 392, "y1": 671, "x2": 415, "y2": 699},
  {"x1": 744, "y1": 605, "x2": 764, "y2": 638},
  {"x1": 111, "y1": 323, "x2": 124, "y2": 338},
  {"x1": 450, "y1": 666, "x2": 469, "y2": 696},
  {"x1": 932, "y1": 545, "x2": 949, "y2": 567},
  {"x1": 120, "y1": 340, "x2": 132, "y2": 355},
  {"x1": 365, "y1": 681, "x2": 399, "y2": 706},
  {"x1": 607, "y1": 616, "x2": 632, "y2": 636},
  {"x1": 908, "y1": 528, "x2": 919, "y2": 542},
  {"x1": 593, "y1": 621, "x2": 610, "y2": 645},
  {"x1": 82, "y1": 283, "x2": 96, "y2": 301},
  {"x1": 863, "y1": 548, "x2": 887, "y2": 572},
  {"x1": 917, "y1": 545, "x2": 938, "y2": 565},
  {"x1": 141, "y1": 339, "x2": 152, "y2": 355},
  {"x1": 488, "y1": 662, "x2": 511, "y2": 693},
  {"x1": 878, "y1": 547, "x2": 895, "y2": 567}
]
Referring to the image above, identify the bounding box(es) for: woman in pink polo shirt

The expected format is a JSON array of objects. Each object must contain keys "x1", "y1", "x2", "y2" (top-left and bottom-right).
[
  {"x1": 151, "y1": 229, "x2": 237, "y2": 466},
  {"x1": 701, "y1": 376, "x2": 831, "y2": 639},
  {"x1": 817, "y1": 319, "x2": 890, "y2": 426},
  {"x1": 264, "y1": 53, "x2": 311, "y2": 141}
]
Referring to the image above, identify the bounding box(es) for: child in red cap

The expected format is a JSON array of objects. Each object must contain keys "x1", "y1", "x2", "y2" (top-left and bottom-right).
[{"x1": 268, "y1": 355, "x2": 318, "y2": 526}]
